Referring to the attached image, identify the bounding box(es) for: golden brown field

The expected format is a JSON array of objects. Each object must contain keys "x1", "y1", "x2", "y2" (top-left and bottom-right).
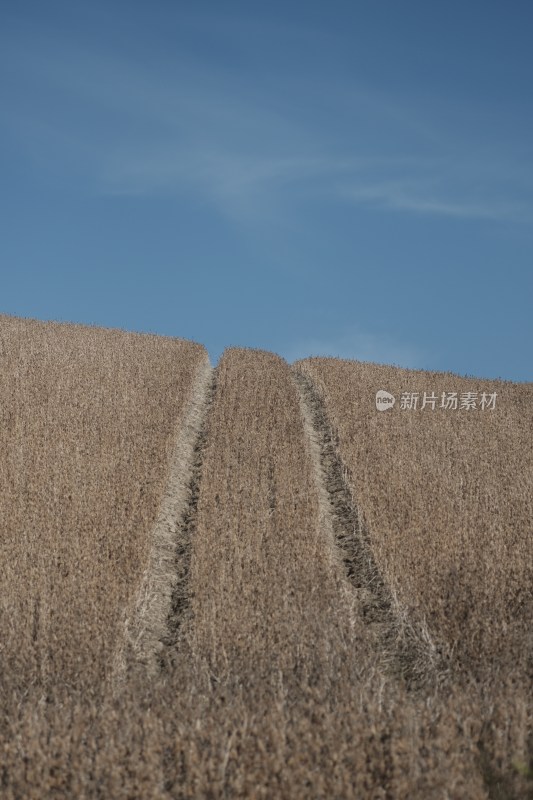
[
  {"x1": 293, "y1": 357, "x2": 533, "y2": 794},
  {"x1": 0, "y1": 314, "x2": 209, "y2": 689},
  {"x1": 0, "y1": 316, "x2": 531, "y2": 798},
  {"x1": 293, "y1": 358, "x2": 533, "y2": 678}
]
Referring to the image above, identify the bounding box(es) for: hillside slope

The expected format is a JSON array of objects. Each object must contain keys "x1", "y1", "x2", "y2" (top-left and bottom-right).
[
  {"x1": 295, "y1": 356, "x2": 533, "y2": 796},
  {"x1": 294, "y1": 357, "x2": 533, "y2": 678},
  {"x1": 0, "y1": 322, "x2": 531, "y2": 798},
  {"x1": 0, "y1": 315, "x2": 209, "y2": 690}
]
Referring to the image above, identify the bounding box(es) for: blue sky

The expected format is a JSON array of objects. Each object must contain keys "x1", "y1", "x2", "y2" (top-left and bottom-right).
[{"x1": 1, "y1": 0, "x2": 532, "y2": 380}]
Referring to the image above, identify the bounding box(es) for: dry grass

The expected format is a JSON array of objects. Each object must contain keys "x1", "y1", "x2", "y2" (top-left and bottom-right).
[
  {"x1": 293, "y1": 357, "x2": 533, "y2": 675},
  {"x1": 294, "y1": 356, "x2": 533, "y2": 794},
  {"x1": 0, "y1": 314, "x2": 208, "y2": 692},
  {"x1": 0, "y1": 325, "x2": 531, "y2": 798},
  {"x1": 184, "y1": 348, "x2": 357, "y2": 677}
]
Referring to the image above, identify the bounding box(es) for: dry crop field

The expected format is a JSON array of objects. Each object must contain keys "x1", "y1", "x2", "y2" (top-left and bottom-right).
[
  {"x1": 0, "y1": 315, "x2": 209, "y2": 690},
  {"x1": 293, "y1": 359, "x2": 533, "y2": 675},
  {"x1": 0, "y1": 315, "x2": 531, "y2": 799}
]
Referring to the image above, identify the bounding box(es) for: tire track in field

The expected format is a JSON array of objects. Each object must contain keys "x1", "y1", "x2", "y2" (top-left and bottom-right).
[
  {"x1": 115, "y1": 356, "x2": 216, "y2": 680},
  {"x1": 291, "y1": 366, "x2": 451, "y2": 691},
  {"x1": 159, "y1": 363, "x2": 218, "y2": 666}
]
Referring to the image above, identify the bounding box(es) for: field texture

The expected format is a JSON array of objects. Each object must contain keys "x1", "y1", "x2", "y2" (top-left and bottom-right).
[
  {"x1": 0, "y1": 314, "x2": 209, "y2": 690},
  {"x1": 293, "y1": 358, "x2": 533, "y2": 677},
  {"x1": 294, "y1": 357, "x2": 533, "y2": 792},
  {"x1": 0, "y1": 319, "x2": 531, "y2": 799}
]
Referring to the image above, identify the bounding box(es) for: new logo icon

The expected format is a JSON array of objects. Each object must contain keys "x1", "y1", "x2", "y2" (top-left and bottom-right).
[{"x1": 375, "y1": 390, "x2": 396, "y2": 411}]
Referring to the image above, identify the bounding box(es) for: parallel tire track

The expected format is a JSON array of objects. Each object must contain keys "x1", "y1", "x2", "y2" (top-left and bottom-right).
[
  {"x1": 160, "y1": 365, "x2": 218, "y2": 664},
  {"x1": 291, "y1": 366, "x2": 451, "y2": 691},
  {"x1": 115, "y1": 356, "x2": 215, "y2": 680}
]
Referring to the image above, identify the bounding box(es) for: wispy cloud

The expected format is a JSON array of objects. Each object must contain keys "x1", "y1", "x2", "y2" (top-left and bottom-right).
[
  {"x1": 283, "y1": 329, "x2": 427, "y2": 369},
  {"x1": 340, "y1": 179, "x2": 527, "y2": 222},
  {"x1": 101, "y1": 149, "x2": 388, "y2": 223},
  {"x1": 2, "y1": 28, "x2": 532, "y2": 226},
  {"x1": 103, "y1": 146, "x2": 533, "y2": 227}
]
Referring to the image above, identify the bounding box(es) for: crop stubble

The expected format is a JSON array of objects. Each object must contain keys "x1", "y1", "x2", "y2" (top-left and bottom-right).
[
  {"x1": 0, "y1": 323, "x2": 529, "y2": 798},
  {"x1": 295, "y1": 356, "x2": 533, "y2": 795},
  {"x1": 0, "y1": 314, "x2": 208, "y2": 691}
]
